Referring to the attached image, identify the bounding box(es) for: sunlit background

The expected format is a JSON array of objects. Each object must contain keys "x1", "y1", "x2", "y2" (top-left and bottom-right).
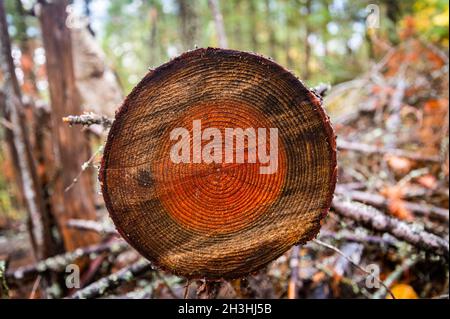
[{"x1": 6, "y1": 0, "x2": 449, "y2": 93}]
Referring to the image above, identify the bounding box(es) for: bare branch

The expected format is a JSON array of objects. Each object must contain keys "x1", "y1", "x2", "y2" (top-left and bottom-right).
[
  {"x1": 372, "y1": 256, "x2": 418, "y2": 299},
  {"x1": 62, "y1": 112, "x2": 113, "y2": 128},
  {"x1": 64, "y1": 145, "x2": 103, "y2": 192},
  {"x1": 69, "y1": 258, "x2": 153, "y2": 299},
  {"x1": 318, "y1": 229, "x2": 398, "y2": 246},
  {"x1": 196, "y1": 280, "x2": 221, "y2": 299},
  {"x1": 313, "y1": 239, "x2": 396, "y2": 299},
  {"x1": 288, "y1": 245, "x2": 301, "y2": 299},
  {"x1": 66, "y1": 219, "x2": 117, "y2": 235}
]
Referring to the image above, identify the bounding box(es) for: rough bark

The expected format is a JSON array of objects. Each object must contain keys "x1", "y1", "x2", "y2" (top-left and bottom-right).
[{"x1": 38, "y1": 0, "x2": 99, "y2": 251}]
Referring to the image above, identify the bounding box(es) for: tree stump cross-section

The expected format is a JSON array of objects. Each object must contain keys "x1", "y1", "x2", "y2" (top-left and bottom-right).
[{"x1": 100, "y1": 48, "x2": 337, "y2": 279}]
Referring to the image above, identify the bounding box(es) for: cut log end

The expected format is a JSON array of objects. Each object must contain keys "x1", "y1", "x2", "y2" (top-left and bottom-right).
[{"x1": 100, "y1": 48, "x2": 337, "y2": 279}]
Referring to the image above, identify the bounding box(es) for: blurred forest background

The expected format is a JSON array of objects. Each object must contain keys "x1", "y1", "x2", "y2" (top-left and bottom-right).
[{"x1": 0, "y1": 0, "x2": 448, "y2": 299}]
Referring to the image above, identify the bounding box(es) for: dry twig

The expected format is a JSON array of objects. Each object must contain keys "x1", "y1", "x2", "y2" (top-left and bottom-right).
[
  {"x1": 313, "y1": 239, "x2": 396, "y2": 299},
  {"x1": 372, "y1": 256, "x2": 418, "y2": 299}
]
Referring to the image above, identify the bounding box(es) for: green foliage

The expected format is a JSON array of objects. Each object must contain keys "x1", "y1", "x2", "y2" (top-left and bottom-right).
[
  {"x1": 4, "y1": 0, "x2": 449, "y2": 94},
  {"x1": 96, "y1": 0, "x2": 448, "y2": 91},
  {"x1": 409, "y1": 0, "x2": 449, "y2": 45}
]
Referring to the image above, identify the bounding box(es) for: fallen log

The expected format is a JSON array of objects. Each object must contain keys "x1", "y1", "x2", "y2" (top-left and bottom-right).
[
  {"x1": 335, "y1": 189, "x2": 449, "y2": 221},
  {"x1": 332, "y1": 197, "x2": 449, "y2": 257},
  {"x1": 6, "y1": 240, "x2": 128, "y2": 284},
  {"x1": 100, "y1": 48, "x2": 337, "y2": 279},
  {"x1": 337, "y1": 139, "x2": 441, "y2": 163},
  {"x1": 69, "y1": 258, "x2": 153, "y2": 299}
]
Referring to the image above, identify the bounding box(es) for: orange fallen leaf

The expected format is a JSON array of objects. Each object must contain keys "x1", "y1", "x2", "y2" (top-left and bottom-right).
[
  {"x1": 416, "y1": 174, "x2": 437, "y2": 190},
  {"x1": 388, "y1": 199, "x2": 414, "y2": 221},
  {"x1": 312, "y1": 271, "x2": 326, "y2": 283},
  {"x1": 387, "y1": 283, "x2": 418, "y2": 299},
  {"x1": 385, "y1": 155, "x2": 413, "y2": 175}
]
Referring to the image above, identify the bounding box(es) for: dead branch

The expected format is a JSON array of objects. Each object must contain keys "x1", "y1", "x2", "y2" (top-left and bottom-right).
[
  {"x1": 312, "y1": 83, "x2": 331, "y2": 98},
  {"x1": 183, "y1": 280, "x2": 191, "y2": 299},
  {"x1": 6, "y1": 240, "x2": 128, "y2": 284},
  {"x1": 62, "y1": 112, "x2": 113, "y2": 128},
  {"x1": 332, "y1": 198, "x2": 449, "y2": 257},
  {"x1": 335, "y1": 189, "x2": 449, "y2": 221},
  {"x1": 318, "y1": 229, "x2": 398, "y2": 246},
  {"x1": 288, "y1": 245, "x2": 301, "y2": 299},
  {"x1": 313, "y1": 239, "x2": 396, "y2": 299},
  {"x1": 372, "y1": 256, "x2": 418, "y2": 299},
  {"x1": 69, "y1": 258, "x2": 153, "y2": 299},
  {"x1": 64, "y1": 145, "x2": 104, "y2": 193},
  {"x1": 0, "y1": 260, "x2": 8, "y2": 298},
  {"x1": 337, "y1": 139, "x2": 441, "y2": 163},
  {"x1": 66, "y1": 219, "x2": 117, "y2": 235},
  {"x1": 196, "y1": 280, "x2": 221, "y2": 299}
]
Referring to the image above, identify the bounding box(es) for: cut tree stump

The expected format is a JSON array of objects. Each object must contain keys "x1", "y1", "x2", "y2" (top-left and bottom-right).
[{"x1": 100, "y1": 48, "x2": 337, "y2": 279}]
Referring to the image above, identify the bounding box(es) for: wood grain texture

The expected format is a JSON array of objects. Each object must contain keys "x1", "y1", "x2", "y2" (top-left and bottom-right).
[{"x1": 100, "y1": 48, "x2": 337, "y2": 279}]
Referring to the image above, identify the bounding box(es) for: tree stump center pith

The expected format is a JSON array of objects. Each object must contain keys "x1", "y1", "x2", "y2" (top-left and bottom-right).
[{"x1": 100, "y1": 48, "x2": 337, "y2": 279}]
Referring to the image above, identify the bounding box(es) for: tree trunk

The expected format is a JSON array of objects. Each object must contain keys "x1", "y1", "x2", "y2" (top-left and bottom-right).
[
  {"x1": 15, "y1": 0, "x2": 62, "y2": 255},
  {"x1": 0, "y1": 91, "x2": 24, "y2": 208},
  {"x1": 248, "y1": 0, "x2": 258, "y2": 52},
  {"x1": 71, "y1": 27, "x2": 123, "y2": 119},
  {"x1": 303, "y1": 0, "x2": 312, "y2": 80},
  {"x1": 265, "y1": 0, "x2": 276, "y2": 59},
  {"x1": 38, "y1": 0, "x2": 99, "y2": 251},
  {"x1": 0, "y1": 0, "x2": 54, "y2": 260},
  {"x1": 176, "y1": 0, "x2": 199, "y2": 51},
  {"x1": 208, "y1": 0, "x2": 228, "y2": 48}
]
